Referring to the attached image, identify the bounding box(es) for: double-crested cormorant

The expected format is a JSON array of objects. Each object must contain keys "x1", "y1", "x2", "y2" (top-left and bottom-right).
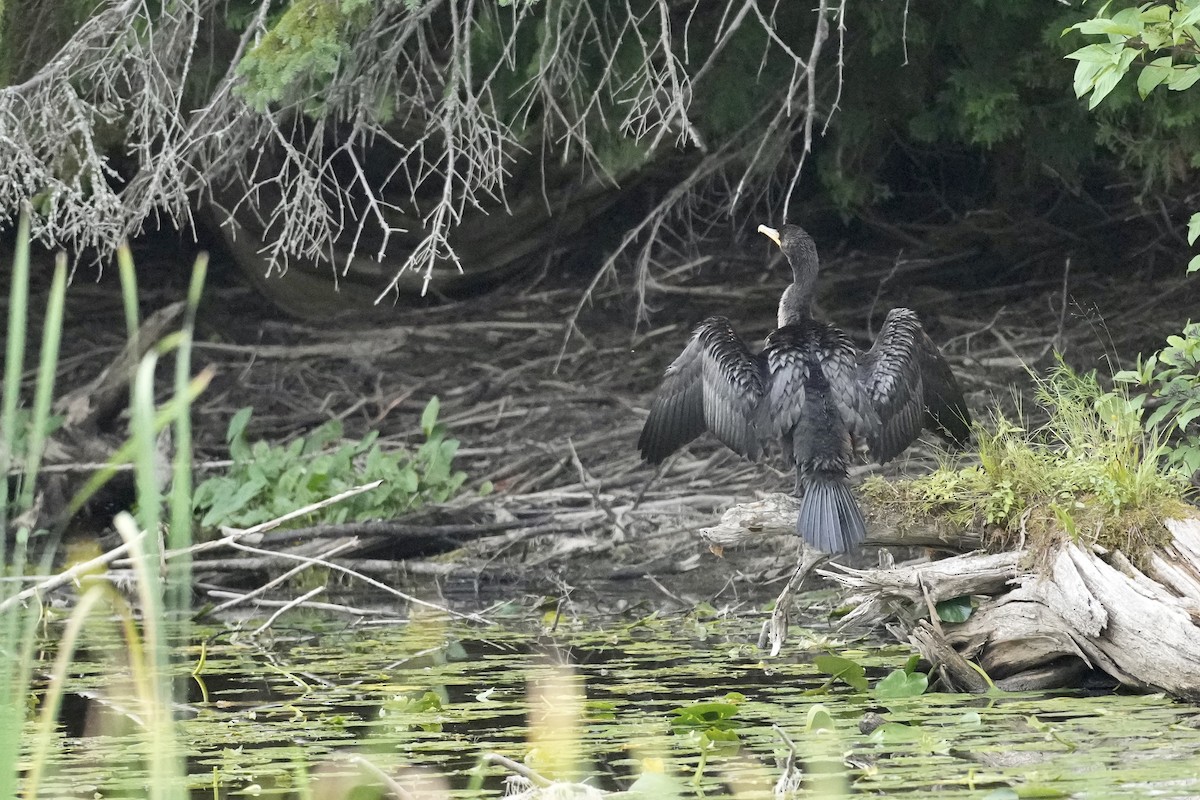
[{"x1": 638, "y1": 223, "x2": 971, "y2": 554}]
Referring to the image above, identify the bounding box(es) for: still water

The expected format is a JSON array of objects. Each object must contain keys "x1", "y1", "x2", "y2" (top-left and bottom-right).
[{"x1": 32, "y1": 602, "x2": 1200, "y2": 798}]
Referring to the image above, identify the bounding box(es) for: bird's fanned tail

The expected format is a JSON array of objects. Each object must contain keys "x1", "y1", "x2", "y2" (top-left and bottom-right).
[{"x1": 797, "y1": 473, "x2": 867, "y2": 554}]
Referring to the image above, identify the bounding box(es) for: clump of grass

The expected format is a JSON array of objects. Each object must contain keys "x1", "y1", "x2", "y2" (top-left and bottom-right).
[
  {"x1": 1, "y1": 211, "x2": 206, "y2": 799},
  {"x1": 862, "y1": 358, "x2": 1189, "y2": 562}
]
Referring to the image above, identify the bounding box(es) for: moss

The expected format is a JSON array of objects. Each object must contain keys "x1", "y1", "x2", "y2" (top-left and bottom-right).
[{"x1": 861, "y1": 360, "x2": 1189, "y2": 566}]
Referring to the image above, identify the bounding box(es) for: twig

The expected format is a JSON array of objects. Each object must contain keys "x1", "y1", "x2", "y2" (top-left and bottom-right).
[
  {"x1": 251, "y1": 586, "x2": 325, "y2": 635},
  {"x1": 0, "y1": 534, "x2": 143, "y2": 614},
  {"x1": 481, "y1": 753, "x2": 552, "y2": 788},
  {"x1": 223, "y1": 538, "x2": 494, "y2": 625},
  {"x1": 203, "y1": 589, "x2": 399, "y2": 618},
  {"x1": 205, "y1": 539, "x2": 359, "y2": 616}
]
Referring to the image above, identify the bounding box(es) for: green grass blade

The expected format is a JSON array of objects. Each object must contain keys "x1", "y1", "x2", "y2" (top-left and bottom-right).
[
  {"x1": 0, "y1": 211, "x2": 31, "y2": 565},
  {"x1": 0, "y1": 212, "x2": 33, "y2": 800},
  {"x1": 117, "y1": 244, "x2": 140, "y2": 349},
  {"x1": 17, "y1": 254, "x2": 66, "y2": 514},
  {"x1": 167, "y1": 254, "x2": 207, "y2": 616},
  {"x1": 129, "y1": 356, "x2": 185, "y2": 800},
  {"x1": 132, "y1": 352, "x2": 163, "y2": 586}
]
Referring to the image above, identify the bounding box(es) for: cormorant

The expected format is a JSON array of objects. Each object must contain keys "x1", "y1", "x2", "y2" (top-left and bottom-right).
[{"x1": 638, "y1": 223, "x2": 971, "y2": 554}]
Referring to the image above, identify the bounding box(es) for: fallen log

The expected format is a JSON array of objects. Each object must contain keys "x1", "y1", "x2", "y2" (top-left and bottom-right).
[{"x1": 699, "y1": 491, "x2": 1200, "y2": 701}]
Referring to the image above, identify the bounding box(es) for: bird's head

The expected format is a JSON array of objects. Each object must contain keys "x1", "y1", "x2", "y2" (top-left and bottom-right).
[{"x1": 757, "y1": 223, "x2": 818, "y2": 276}]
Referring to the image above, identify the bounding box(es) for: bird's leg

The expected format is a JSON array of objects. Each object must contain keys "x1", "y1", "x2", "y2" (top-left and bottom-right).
[{"x1": 758, "y1": 547, "x2": 831, "y2": 657}]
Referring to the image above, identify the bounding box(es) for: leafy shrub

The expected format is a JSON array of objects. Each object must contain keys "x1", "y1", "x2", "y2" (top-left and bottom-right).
[
  {"x1": 1113, "y1": 322, "x2": 1200, "y2": 478},
  {"x1": 1065, "y1": 3, "x2": 1200, "y2": 474},
  {"x1": 193, "y1": 397, "x2": 467, "y2": 529}
]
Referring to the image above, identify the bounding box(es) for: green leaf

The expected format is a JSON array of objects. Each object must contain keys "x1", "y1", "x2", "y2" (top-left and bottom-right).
[
  {"x1": 1188, "y1": 213, "x2": 1200, "y2": 246},
  {"x1": 1071, "y1": 17, "x2": 1140, "y2": 37},
  {"x1": 1168, "y1": 65, "x2": 1200, "y2": 91},
  {"x1": 874, "y1": 668, "x2": 929, "y2": 700},
  {"x1": 421, "y1": 396, "x2": 441, "y2": 437},
  {"x1": 804, "y1": 704, "x2": 835, "y2": 732},
  {"x1": 397, "y1": 466, "x2": 419, "y2": 494},
  {"x1": 813, "y1": 654, "x2": 868, "y2": 691},
  {"x1": 227, "y1": 407, "x2": 253, "y2": 444},
  {"x1": 936, "y1": 595, "x2": 975, "y2": 623},
  {"x1": 1064, "y1": 43, "x2": 1124, "y2": 63},
  {"x1": 1138, "y1": 57, "x2": 1173, "y2": 99},
  {"x1": 670, "y1": 700, "x2": 740, "y2": 733},
  {"x1": 702, "y1": 728, "x2": 741, "y2": 750},
  {"x1": 1089, "y1": 66, "x2": 1124, "y2": 109},
  {"x1": 866, "y1": 721, "x2": 924, "y2": 744},
  {"x1": 1072, "y1": 59, "x2": 1105, "y2": 99},
  {"x1": 1177, "y1": 406, "x2": 1200, "y2": 429},
  {"x1": 1176, "y1": 3, "x2": 1200, "y2": 27}
]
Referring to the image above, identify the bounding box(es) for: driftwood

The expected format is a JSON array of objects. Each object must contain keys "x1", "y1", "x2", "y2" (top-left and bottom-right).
[
  {"x1": 699, "y1": 492, "x2": 984, "y2": 551},
  {"x1": 701, "y1": 491, "x2": 1200, "y2": 701}
]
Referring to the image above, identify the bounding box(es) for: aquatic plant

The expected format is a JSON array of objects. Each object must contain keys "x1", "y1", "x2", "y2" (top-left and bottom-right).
[{"x1": 669, "y1": 693, "x2": 745, "y2": 784}]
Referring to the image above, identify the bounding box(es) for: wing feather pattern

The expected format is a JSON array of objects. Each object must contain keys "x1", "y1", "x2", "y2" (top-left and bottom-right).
[
  {"x1": 859, "y1": 308, "x2": 971, "y2": 463},
  {"x1": 638, "y1": 317, "x2": 766, "y2": 463}
]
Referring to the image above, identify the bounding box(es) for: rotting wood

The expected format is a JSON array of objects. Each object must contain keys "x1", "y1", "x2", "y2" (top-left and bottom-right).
[
  {"x1": 56, "y1": 301, "x2": 185, "y2": 432},
  {"x1": 698, "y1": 492, "x2": 984, "y2": 551},
  {"x1": 709, "y1": 491, "x2": 1200, "y2": 700}
]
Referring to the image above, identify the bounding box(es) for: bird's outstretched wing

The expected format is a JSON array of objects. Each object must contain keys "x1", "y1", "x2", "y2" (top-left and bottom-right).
[
  {"x1": 858, "y1": 308, "x2": 971, "y2": 463},
  {"x1": 638, "y1": 317, "x2": 766, "y2": 463}
]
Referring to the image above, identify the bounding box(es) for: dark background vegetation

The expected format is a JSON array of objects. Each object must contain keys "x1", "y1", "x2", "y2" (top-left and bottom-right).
[{"x1": 1, "y1": 0, "x2": 1196, "y2": 314}]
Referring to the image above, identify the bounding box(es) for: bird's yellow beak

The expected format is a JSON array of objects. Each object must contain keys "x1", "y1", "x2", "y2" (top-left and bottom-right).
[{"x1": 757, "y1": 224, "x2": 781, "y2": 248}]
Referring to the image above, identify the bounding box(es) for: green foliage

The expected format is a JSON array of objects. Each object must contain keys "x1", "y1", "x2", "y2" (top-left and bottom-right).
[
  {"x1": 1, "y1": 214, "x2": 206, "y2": 799},
  {"x1": 819, "y1": 1, "x2": 1101, "y2": 208},
  {"x1": 1113, "y1": 321, "x2": 1200, "y2": 477},
  {"x1": 380, "y1": 690, "x2": 444, "y2": 733},
  {"x1": 813, "y1": 652, "x2": 928, "y2": 700},
  {"x1": 1059, "y1": 0, "x2": 1200, "y2": 196},
  {"x1": 1066, "y1": 4, "x2": 1200, "y2": 477},
  {"x1": 814, "y1": 654, "x2": 868, "y2": 692},
  {"x1": 863, "y1": 359, "x2": 1186, "y2": 558},
  {"x1": 935, "y1": 595, "x2": 975, "y2": 623},
  {"x1": 1066, "y1": 2, "x2": 1200, "y2": 108},
  {"x1": 668, "y1": 693, "x2": 744, "y2": 784},
  {"x1": 810, "y1": 0, "x2": 1200, "y2": 212},
  {"x1": 874, "y1": 666, "x2": 929, "y2": 701},
  {"x1": 192, "y1": 397, "x2": 467, "y2": 530},
  {"x1": 804, "y1": 703, "x2": 836, "y2": 732},
  {"x1": 236, "y1": 0, "x2": 373, "y2": 112}
]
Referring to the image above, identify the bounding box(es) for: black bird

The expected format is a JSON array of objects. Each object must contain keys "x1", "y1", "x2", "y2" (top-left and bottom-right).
[{"x1": 638, "y1": 223, "x2": 971, "y2": 554}]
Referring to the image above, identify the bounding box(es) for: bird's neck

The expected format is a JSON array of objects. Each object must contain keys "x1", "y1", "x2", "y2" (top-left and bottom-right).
[
  {"x1": 777, "y1": 274, "x2": 816, "y2": 326},
  {"x1": 777, "y1": 236, "x2": 820, "y2": 326}
]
